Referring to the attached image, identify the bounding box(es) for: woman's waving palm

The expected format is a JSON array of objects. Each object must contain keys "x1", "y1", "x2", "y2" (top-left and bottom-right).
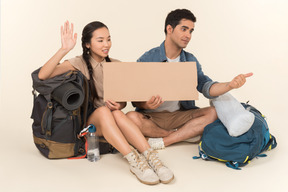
[{"x1": 61, "y1": 21, "x2": 77, "y2": 51}]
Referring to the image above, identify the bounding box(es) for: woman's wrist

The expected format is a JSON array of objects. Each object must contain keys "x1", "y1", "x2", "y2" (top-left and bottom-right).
[{"x1": 59, "y1": 47, "x2": 71, "y2": 55}]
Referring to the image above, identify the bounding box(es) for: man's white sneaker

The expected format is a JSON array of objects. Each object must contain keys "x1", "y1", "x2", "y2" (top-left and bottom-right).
[
  {"x1": 148, "y1": 138, "x2": 165, "y2": 150},
  {"x1": 143, "y1": 149, "x2": 174, "y2": 184},
  {"x1": 184, "y1": 135, "x2": 202, "y2": 143},
  {"x1": 124, "y1": 149, "x2": 160, "y2": 185}
]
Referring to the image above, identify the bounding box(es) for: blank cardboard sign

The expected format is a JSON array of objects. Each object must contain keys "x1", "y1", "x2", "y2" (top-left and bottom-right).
[{"x1": 103, "y1": 62, "x2": 198, "y2": 102}]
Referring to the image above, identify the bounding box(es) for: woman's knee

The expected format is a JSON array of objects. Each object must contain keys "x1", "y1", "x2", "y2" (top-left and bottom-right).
[
  {"x1": 112, "y1": 110, "x2": 125, "y2": 119},
  {"x1": 126, "y1": 111, "x2": 143, "y2": 126},
  {"x1": 94, "y1": 106, "x2": 111, "y2": 115},
  {"x1": 88, "y1": 106, "x2": 113, "y2": 124},
  {"x1": 126, "y1": 111, "x2": 140, "y2": 121}
]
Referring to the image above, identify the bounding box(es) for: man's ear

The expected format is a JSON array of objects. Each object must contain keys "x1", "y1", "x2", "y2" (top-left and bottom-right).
[{"x1": 166, "y1": 25, "x2": 173, "y2": 34}]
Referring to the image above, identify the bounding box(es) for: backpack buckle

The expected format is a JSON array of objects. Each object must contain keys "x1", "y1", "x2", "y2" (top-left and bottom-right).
[
  {"x1": 77, "y1": 125, "x2": 91, "y2": 138},
  {"x1": 47, "y1": 102, "x2": 53, "y2": 109}
]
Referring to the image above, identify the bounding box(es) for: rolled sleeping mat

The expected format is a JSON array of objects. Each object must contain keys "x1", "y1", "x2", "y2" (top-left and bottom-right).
[{"x1": 52, "y1": 82, "x2": 84, "y2": 110}]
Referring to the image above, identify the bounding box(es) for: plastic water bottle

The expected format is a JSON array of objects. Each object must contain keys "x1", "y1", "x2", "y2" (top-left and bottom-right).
[{"x1": 86, "y1": 124, "x2": 100, "y2": 162}]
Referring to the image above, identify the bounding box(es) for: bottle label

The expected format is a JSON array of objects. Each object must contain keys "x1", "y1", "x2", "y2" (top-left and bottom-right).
[{"x1": 87, "y1": 148, "x2": 100, "y2": 162}]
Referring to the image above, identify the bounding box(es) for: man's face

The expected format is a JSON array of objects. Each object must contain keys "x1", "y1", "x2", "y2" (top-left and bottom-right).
[{"x1": 168, "y1": 19, "x2": 195, "y2": 48}]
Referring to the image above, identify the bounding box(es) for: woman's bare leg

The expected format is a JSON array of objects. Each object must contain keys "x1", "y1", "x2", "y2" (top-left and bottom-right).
[
  {"x1": 87, "y1": 106, "x2": 131, "y2": 156},
  {"x1": 112, "y1": 110, "x2": 150, "y2": 153}
]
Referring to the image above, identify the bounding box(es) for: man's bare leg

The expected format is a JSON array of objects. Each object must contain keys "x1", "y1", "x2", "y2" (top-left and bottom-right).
[
  {"x1": 163, "y1": 107, "x2": 217, "y2": 147},
  {"x1": 126, "y1": 111, "x2": 173, "y2": 138}
]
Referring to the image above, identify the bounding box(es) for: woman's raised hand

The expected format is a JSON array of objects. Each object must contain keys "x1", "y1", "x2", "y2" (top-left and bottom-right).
[{"x1": 61, "y1": 21, "x2": 77, "y2": 52}]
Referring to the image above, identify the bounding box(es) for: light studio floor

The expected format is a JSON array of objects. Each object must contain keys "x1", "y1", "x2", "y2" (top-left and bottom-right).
[{"x1": 0, "y1": 115, "x2": 286, "y2": 192}]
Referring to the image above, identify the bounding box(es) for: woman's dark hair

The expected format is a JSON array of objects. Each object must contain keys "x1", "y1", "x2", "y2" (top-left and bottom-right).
[
  {"x1": 81, "y1": 21, "x2": 111, "y2": 103},
  {"x1": 164, "y1": 9, "x2": 197, "y2": 34}
]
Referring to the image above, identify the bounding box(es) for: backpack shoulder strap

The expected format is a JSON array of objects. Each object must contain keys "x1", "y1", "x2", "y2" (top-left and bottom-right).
[{"x1": 81, "y1": 72, "x2": 89, "y2": 128}]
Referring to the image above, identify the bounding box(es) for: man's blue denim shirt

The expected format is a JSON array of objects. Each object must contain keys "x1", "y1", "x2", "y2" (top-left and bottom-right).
[{"x1": 136, "y1": 41, "x2": 217, "y2": 110}]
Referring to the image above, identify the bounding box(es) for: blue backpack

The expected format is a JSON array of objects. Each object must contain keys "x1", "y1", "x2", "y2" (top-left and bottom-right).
[{"x1": 193, "y1": 103, "x2": 277, "y2": 170}]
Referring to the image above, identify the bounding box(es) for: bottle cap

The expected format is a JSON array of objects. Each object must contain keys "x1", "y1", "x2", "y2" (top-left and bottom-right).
[{"x1": 88, "y1": 124, "x2": 96, "y2": 133}]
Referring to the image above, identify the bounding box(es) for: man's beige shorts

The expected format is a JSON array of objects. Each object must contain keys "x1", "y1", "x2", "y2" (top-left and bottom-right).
[{"x1": 140, "y1": 109, "x2": 198, "y2": 130}]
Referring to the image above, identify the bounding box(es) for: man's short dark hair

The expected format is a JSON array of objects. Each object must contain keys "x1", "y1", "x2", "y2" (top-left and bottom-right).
[{"x1": 164, "y1": 9, "x2": 196, "y2": 34}]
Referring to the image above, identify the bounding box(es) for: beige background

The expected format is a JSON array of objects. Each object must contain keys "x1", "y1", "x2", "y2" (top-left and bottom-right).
[{"x1": 1, "y1": 0, "x2": 287, "y2": 191}]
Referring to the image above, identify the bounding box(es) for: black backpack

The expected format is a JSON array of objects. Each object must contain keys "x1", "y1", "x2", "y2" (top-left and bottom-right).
[{"x1": 31, "y1": 68, "x2": 117, "y2": 159}]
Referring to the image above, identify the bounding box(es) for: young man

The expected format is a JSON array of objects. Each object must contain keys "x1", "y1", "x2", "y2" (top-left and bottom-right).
[{"x1": 127, "y1": 9, "x2": 252, "y2": 150}]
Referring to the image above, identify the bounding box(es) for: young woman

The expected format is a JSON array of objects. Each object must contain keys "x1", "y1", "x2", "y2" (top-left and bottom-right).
[{"x1": 38, "y1": 21, "x2": 174, "y2": 185}]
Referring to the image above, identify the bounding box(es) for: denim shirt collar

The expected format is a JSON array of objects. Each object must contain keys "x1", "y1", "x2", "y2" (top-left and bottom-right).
[{"x1": 159, "y1": 41, "x2": 187, "y2": 62}]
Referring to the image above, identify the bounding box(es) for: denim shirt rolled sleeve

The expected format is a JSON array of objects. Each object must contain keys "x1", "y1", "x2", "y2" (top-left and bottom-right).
[
  {"x1": 202, "y1": 81, "x2": 218, "y2": 99},
  {"x1": 192, "y1": 56, "x2": 218, "y2": 99},
  {"x1": 136, "y1": 41, "x2": 217, "y2": 110}
]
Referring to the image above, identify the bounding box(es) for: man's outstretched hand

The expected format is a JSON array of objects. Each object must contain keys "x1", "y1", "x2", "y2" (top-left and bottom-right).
[{"x1": 228, "y1": 73, "x2": 253, "y2": 89}]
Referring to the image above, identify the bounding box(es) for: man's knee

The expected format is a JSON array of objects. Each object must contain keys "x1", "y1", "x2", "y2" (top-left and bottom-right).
[{"x1": 207, "y1": 106, "x2": 217, "y2": 122}]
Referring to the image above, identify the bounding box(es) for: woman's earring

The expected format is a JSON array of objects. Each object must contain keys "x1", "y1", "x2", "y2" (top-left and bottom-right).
[{"x1": 87, "y1": 49, "x2": 90, "y2": 55}]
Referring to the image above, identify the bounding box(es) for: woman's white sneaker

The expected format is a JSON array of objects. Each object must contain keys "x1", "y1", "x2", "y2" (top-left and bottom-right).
[
  {"x1": 143, "y1": 148, "x2": 174, "y2": 184},
  {"x1": 124, "y1": 149, "x2": 160, "y2": 185}
]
